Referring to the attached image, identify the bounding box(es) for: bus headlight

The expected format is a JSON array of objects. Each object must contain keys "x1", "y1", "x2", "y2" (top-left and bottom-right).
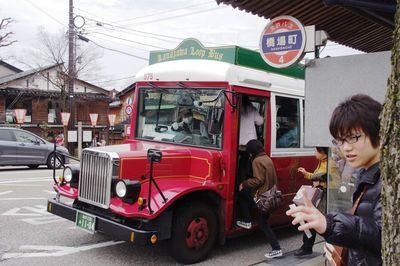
[
  {"x1": 62, "y1": 165, "x2": 80, "y2": 188},
  {"x1": 64, "y1": 168, "x2": 73, "y2": 182},
  {"x1": 115, "y1": 180, "x2": 127, "y2": 198},
  {"x1": 114, "y1": 180, "x2": 141, "y2": 204}
]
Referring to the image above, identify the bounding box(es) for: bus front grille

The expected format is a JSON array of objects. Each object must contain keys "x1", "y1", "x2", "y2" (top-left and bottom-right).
[{"x1": 78, "y1": 150, "x2": 114, "y2": 209}]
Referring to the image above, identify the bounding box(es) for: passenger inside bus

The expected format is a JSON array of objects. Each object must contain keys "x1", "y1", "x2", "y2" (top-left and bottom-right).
[
  {"x1": 171, "y1": 108, "x2": 193, "y2": 134},
  {"x1": 171, "y1": 106, "x2": 210, "y2": 144},
  {"x1": 238, "y1": 94, "x2": 264, "y2": 183},
  {"x1": 275, "y1": 97, "x2": 300, "y2": 148},
  {"x1": 276, "y1": 116, "x2": 299, "y2": 148}
]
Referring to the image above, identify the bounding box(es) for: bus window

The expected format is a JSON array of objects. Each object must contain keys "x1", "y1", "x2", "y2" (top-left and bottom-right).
[
  {"x1": 136, "y1": 87, "x2": 224, "y2": 149},
  {"x1": 275, "y1": 96, "x2": 300, "y2": 148}
]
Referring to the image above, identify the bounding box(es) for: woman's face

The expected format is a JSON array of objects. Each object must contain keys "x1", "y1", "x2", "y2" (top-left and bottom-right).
[{"x1": 339, "y1": 129, "x2": 380, "y2": 169}]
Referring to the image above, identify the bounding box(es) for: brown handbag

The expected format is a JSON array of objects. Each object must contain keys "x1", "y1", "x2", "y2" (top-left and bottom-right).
[
  {"x1": 325, "y1": 243, "x2": 347, "y2": 266},
  {"x1": 325, "y1": 185, "x2": 368, "y2": 266}
]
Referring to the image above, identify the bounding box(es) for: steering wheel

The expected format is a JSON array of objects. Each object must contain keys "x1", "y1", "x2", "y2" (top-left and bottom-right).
[{"x1": 155, "y1": 125, "x2": 168, "y2": 133}]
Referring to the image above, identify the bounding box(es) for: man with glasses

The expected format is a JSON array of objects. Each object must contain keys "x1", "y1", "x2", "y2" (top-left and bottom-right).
[{"x1": 286, "y1": 94, "x2": 382, "y2": 265}]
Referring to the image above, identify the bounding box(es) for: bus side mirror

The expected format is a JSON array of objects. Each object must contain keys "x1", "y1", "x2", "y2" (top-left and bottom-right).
[
  {"x1": 147, "y1": 149, "x2": 162, "y2": 163},
  {"x1": 208, "y1": 107, "x2": 224, "y2": 135}
]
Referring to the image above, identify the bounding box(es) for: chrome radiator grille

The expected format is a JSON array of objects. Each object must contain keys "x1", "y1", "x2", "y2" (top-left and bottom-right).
[{"x1": 78, "y1": 149, "x2": 118, "y2": 209}]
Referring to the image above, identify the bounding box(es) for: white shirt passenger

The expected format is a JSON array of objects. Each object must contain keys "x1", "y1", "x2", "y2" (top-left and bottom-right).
[{"x1": 239, "y1": 107, "x2": 263, "y2": 146}]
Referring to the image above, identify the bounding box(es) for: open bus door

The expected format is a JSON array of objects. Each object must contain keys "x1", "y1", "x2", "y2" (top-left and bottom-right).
[{"x1": 233, "y1": 90, "x2": 270, "y2": 228}]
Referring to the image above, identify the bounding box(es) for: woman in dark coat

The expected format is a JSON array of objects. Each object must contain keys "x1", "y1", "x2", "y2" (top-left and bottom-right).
[{"x1": 236, "y1": 139, "x2": 283, "y2": 259}]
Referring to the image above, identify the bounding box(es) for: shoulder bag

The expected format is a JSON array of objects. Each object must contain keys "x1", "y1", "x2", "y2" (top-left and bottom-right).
[
  {"x1": 325, "y1": 185, "x2": 368, "y2": 266},
  {"x1": 253, "y1": 177, "x2": 283, "y2": 213}
]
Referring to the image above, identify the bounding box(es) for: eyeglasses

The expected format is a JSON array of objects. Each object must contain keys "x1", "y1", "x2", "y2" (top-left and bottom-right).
[{"x1": 332, "y1": 134, "x2": 363, "y2": 146}]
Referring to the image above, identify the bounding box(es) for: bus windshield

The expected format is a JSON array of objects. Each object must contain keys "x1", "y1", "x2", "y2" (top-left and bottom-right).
[{"x1": 136, "y1": 87, "x2": 224, "y2": 149}]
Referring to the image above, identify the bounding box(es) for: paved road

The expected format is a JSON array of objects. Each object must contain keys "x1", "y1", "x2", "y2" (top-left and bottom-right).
[{"x1": 0, "y1": 166, "x2": 324, "y2": 266}]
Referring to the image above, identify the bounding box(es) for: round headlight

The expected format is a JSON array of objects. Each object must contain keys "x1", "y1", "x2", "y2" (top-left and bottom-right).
[
  {"x1": 63, "y1": 167, "x2": 73, "y2": 183},
  {"x1": 115, "y1": 180, "x2": 127, "y2": 198}
]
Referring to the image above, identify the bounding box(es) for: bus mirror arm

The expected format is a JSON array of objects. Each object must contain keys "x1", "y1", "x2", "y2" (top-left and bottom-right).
[
  {"x1": 147, "y1": 149, "x2": 168, "y2": 214},
  {"x1": 223, "y1": 91, "x2": 237, "y2": 110},
  {"x1": 197, "y1": 90, "x2": 238, "y2": 109}
]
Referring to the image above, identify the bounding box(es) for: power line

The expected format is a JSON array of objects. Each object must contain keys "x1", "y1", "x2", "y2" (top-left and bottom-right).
[
  {"x1": 24, "y1": 0, "x2": 66, "y2": 28},
  {"x1": 115, "y1": 2, "x2": 213, "y2": 24},
  {"x1": 73, "y1": 7, "x2": 115, "y2": 24},
  {"x1": 114, "y1": 6, "x2": 229, "y2": 27},
  {"x1": 86, "y1": 34, "x2": 151, "y2": 52},
  {"x1": 90, "y1": 32, "x2": 167, "y2": 50},
  {"x1": 86, "y1": 27, "x2": 181, "y2": 44},
  {"x1": 82, "y1": 15, "x2": 239, "y2": 49},
  {"x1": 80, "y1": 5, "x2": 227, "y2": 35},
  {"x1": 74, "y1": 2, "x2": 212, "y2": 26},
  {"x1": 85, "y1": 38, "x2": 148, "y2": 60},
  {"x1": 87, "y1": 75, "x2": 136, "y2": 85}
]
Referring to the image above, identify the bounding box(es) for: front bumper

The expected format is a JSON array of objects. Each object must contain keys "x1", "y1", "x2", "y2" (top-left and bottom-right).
[{"x1": 47, "y1": 197, "x2": 158, "y2": 245}]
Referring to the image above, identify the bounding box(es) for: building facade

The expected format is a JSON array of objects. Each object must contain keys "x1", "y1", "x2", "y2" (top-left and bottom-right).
[{"x1": 0, "y1": 61, "x2": 112, "y2": 155}]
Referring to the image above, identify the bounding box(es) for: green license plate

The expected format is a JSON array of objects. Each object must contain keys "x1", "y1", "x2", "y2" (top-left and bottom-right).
[{"x1": 76, "y1": 211, "x2": 96, "y2": 233}]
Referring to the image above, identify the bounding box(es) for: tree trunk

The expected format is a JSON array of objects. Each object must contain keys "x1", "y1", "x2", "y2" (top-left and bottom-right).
[{"x1": 380, "y1": 2, "x2": 400, "y2": 265}]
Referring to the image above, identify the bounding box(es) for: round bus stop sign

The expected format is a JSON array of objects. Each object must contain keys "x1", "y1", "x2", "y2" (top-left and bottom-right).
[{"x1": 259, "y1": 16, "x2": 306, "y2": 68}]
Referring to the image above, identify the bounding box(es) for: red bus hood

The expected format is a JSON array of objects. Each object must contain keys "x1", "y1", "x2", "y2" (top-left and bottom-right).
[
  {"x1": 95, "y1": 140, "x2": 221, "y2": 179},
  {"x1": 93, "y1": 140, "x2": 224, "y2": 218}
]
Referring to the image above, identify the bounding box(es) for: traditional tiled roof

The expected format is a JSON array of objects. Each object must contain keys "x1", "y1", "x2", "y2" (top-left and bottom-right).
[{"x1": 0, "y1": 63, "x2": 62, "y2": 85}]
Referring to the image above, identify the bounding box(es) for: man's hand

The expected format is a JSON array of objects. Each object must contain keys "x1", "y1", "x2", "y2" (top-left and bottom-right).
[
  {"x1": 286, "y1": 190, "x2": 327, "y2": 234},
  {"x1": 239, "y1": 183, "x2": 243, "y2": 191}
]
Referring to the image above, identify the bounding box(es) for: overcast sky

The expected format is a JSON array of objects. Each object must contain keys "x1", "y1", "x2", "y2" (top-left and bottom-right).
[{"x1": 1, "y1": 0, "x2": 361, "y2": 91}]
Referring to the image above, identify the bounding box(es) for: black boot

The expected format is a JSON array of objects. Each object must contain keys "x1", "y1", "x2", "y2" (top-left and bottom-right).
[{"x1": 294, "y1": 247, "x2": 313, "y2": 257}]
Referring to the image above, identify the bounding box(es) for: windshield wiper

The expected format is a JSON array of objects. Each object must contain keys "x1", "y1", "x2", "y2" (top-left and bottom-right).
[{"x1": 147, "y1": 82, "x2": 169, "y2": 93}]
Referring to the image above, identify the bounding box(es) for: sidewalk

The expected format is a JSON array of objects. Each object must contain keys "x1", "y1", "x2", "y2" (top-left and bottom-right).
[{"x1": 252, "y1": 241, "x2": 325, "y2": 266}]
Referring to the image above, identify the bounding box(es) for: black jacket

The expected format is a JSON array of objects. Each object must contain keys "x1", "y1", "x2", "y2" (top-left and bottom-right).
[{"x1": 323, "y1": 162, "x2": 382, "y2": 266}]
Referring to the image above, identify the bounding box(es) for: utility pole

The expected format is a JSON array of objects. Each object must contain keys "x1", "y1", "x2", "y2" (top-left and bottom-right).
[{"x1": 67, "y1": 0, "x2": 76, "y2": 154}]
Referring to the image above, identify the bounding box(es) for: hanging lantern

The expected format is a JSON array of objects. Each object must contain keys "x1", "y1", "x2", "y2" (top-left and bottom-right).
[
  {"x1": 89, "y1": 113, "x2": 98, "y2": 127},
  {"x1": 60, "y1": 112, "x2": 71, "y2": 126},
  {"x1": 13, "y1": 109, "x2": 27, "y2": 124},
  {"x1": 108, "y1": 114, "x2": 116, "y2": 127}
]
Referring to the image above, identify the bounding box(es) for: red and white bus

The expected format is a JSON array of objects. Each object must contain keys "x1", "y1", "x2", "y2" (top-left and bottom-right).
[{"x1": 48, "y1": 48, "x2": 316, "y2": 264}]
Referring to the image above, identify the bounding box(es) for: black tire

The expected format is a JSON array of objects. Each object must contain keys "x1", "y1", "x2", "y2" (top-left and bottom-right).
[
  {"x1": 46, "y1": 153, "x2": 64, "y2": 169},
  {"x1": 169, "y1": 202, "x2": 218, "y2": 264},
  {"x1": 28, "y1": 165, "x2": 39, "y2": 169}
]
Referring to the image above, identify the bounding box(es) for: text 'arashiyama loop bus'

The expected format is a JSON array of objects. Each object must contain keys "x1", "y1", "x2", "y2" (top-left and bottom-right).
[{"x1": 47, "y1": 39, "x2": 316, "y2": 264}]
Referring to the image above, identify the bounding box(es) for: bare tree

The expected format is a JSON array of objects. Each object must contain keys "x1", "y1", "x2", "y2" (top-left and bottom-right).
[
  {"x1": 0, "y1": 18, "x2": 17, "y2": 48},
  {"x1": 20, "y1": 27, "x2": 103, "y2": 110},
  {"x1": 34, "y1": 27, "x2": 102, "y2": 81}
]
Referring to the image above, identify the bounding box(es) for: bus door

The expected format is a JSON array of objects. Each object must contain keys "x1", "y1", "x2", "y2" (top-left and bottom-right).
[{"x1": 233, "y1": 91, "x2": 270, "y2": 226}]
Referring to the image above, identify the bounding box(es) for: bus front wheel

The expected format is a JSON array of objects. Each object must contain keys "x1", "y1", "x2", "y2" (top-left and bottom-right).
[{"x1": 169, "y1": 202, "x2": 218, "y2": 264}]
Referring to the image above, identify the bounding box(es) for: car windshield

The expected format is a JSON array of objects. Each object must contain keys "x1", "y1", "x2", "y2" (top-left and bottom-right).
[{"x1": 136, "y1": 87, "x2": 224, "y2": 149}]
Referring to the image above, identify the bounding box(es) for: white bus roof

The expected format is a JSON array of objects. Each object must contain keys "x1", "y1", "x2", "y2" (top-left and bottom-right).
[{"x1": 135, "y1": 59, "x2": 305, "y2": 97}]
